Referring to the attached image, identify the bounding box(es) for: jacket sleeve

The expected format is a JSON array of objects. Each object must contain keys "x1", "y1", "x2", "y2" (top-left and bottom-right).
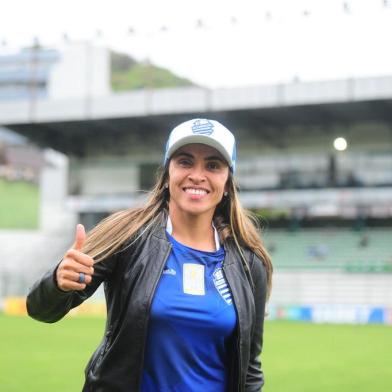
[
  {"x1": 245, "y1": 253, "x2": 268, "y2": 391},
  {"x1": 26, "y1": 253, "x2": 118, "y2": 323}
]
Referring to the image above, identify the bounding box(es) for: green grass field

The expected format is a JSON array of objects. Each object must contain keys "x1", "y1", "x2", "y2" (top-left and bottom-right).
[
  {"x1": 0, "y1": 178, "x2": 39, "y2": 229},
  {"x1": 1, "y1": 314, "x2": 391, "y2": 391}
]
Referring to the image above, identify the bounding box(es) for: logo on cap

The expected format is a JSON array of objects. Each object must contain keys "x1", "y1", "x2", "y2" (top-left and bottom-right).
[{"x1": 191, "y1": 119, "x2": 214, "y2": 135}]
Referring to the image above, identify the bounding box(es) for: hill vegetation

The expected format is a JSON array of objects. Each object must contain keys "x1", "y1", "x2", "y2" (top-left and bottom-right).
[{"x1": 110, "y1": 51, "x2": 195, "y2": 91}]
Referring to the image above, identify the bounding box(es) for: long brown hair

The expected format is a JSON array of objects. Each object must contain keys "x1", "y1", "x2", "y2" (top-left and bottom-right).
[{"x1": 82, "y1": 166, "x2": 273, "y2": 298}]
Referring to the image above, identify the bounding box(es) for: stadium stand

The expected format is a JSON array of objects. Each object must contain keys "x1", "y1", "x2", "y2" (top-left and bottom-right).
[{"x1": 264, "y1": 228, "x2": 392, "y2": 273}]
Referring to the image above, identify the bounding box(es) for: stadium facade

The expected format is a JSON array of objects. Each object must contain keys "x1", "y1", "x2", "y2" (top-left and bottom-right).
[{"x1": 0, "y1": 45, "x2": 391, "y2": 324}]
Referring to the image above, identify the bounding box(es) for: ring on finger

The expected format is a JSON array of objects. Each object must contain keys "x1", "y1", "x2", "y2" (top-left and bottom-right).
[{"x1": 78, "y1": 272, "x2": 86, "y2": 284}]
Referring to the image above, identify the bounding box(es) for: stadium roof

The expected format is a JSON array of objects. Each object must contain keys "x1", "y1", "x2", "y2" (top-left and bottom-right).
[{"x1": 1, "y1": 75, "x2": 392, "y2": 156}]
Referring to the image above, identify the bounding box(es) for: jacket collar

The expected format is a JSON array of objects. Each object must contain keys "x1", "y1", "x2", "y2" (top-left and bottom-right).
[
  {"x1": 165, "y1": 215, "x2": 221, "y2": 251},
  {"x1": 149, "y1": 210, "x2": 238, "y2": 266}
]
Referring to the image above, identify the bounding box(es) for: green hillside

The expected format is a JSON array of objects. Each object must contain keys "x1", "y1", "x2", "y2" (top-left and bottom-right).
[{"x1": 111, "y1": 51, "x2": 195, "y2": 91}]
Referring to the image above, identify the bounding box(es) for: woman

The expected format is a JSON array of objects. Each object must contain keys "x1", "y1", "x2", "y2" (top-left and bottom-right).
[{"x1": 27, "y1": 118, "x2": 273, "y2": 392}]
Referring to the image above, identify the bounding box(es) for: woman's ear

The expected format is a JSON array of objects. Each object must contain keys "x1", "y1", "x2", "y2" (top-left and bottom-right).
[
  {"x1": 223, "y1": 174, "x2": 233, "y2": 197},
  {"x1": 223, "y1": 183, "x2": 229, "y2": 197}
]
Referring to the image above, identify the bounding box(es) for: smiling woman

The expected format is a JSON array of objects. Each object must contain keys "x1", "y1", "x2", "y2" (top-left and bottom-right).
[{"x1": 26, "y1": 118, "x2": 273, "y2": 392}]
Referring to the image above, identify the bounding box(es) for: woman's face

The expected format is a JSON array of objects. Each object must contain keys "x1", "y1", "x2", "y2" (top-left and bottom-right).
[{"x1": 168, "y1": 143, "x2": 229, "y2": 219}]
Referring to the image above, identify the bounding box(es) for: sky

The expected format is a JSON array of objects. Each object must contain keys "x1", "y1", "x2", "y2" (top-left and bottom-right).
[{"x1": 1, "y1": 0, "x2": 392, "y2": 88}]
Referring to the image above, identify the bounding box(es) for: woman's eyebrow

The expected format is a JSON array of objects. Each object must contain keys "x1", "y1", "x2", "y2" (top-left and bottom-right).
[
  {"x1": 174, "y1": 152, "x2": 224, "y2": 162},
  {"x1": 174, "y1": 152, "x2": 194, "y2": 159},
  {"x1": 205, "y1": 155, "x2": 225, "y2": 163}
]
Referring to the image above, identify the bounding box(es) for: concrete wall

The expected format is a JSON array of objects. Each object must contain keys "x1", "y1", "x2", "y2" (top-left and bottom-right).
[
  {"x1": 39, "y1": 149, "x2": 76, "y2": 232},
  {"x1": 72, "y1": 161, "x2": 139, "y2": 196},
  {"x1": 2, "y1": 75, "x2": 392, "y2": 124},
  {"x1": 48, "y1": 42, "x2": 110, "y2": 100},
  {"x1": 271, "y1": 270, "x2": 392, "y2": 307}
]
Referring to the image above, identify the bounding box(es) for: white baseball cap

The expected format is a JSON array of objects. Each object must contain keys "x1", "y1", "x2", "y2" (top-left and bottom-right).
[{"x1": 164, "y1": 118, "x2": 237, "y2": 172}]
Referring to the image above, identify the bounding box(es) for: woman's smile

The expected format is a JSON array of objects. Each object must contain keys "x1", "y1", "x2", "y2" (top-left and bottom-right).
[{"x1": 183, "y1": 187, "x2": 210, "y2": 200}]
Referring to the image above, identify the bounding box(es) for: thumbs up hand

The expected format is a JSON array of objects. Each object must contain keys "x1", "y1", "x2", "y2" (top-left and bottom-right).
[{"x1": 55, "y1": 224, "x2": 95, "y2": 292}]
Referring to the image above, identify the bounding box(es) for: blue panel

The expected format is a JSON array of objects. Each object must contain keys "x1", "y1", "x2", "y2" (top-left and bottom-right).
[
  {"x1": 285, "y1": 306, "x2": 312, "y2": 321},
  {"x1": 368, "y1": 308, "x2": 384, "y2": 324},
  {"x1": 300, "y1": 307, "x2": 312, "y2": 321}
]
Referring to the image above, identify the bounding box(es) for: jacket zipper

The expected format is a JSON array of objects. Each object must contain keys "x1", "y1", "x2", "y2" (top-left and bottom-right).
[
  {"x1": 91, "y1": 329, "x2": 112, "y2": 373},
  {"x1": 137, "y1": 243, "x2": 172, "y2": 388},
  {"x1": 102, "y1": 329, "x2": 112, "y2": 355},
  {"x1": 223, "y1": 264, "x2": 243, "y2": 392}
]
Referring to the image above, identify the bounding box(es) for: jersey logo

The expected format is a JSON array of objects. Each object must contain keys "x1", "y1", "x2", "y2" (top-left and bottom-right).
[
  {"x1": 162, "y1": 267, "x2": 176, "y2": 276},
  {"x1": 191, "y1": 119, "x2": 214, "y2": 135},
  {"x1": 213, "y1": 267, "x2": 232, "y2": 305}
]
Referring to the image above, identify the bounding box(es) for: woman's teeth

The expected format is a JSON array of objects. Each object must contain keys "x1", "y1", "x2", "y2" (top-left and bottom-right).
[{"x1": 185, "y1": 188, "x2": 207, "y2": 195}]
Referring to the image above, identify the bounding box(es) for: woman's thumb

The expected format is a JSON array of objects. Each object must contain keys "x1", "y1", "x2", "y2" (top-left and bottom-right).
[{"x1": 73, "y1": 223, "x2": 86, "y2": 251}]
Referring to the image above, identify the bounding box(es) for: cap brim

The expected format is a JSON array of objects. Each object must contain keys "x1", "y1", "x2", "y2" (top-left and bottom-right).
[{"x1": 166, "y1": 134, "x2": 232, "y2": 168}]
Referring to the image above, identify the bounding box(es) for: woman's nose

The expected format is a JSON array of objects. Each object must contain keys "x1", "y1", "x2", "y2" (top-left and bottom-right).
[{"x1": 187, "y1": 164, "x2": 206, "y2": 183}]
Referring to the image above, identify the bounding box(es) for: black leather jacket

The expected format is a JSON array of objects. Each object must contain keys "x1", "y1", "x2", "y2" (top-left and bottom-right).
[{"x1": 26, "y1": 219, "x2": 267, "y2": 392}]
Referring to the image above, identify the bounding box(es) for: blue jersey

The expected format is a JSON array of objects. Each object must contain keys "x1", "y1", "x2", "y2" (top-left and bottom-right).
[{"x1": 141, "y1": 232, "x2": 237, "y2": 391}]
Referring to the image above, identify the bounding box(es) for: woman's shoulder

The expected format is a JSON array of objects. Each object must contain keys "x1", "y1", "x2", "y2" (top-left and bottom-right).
[
  {"x1": 117, "y1": 216, "x2": 166, "y2": 254},
  {"x1": 224, "y1": 240, "x2": 267, "y2": 277},
  {"x1": 245, "y1": 249, "x2": 267, "y2": 281}
]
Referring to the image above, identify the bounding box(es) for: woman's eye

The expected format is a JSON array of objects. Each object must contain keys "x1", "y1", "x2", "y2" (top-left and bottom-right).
[
  {"x1": 207, "y1": 161, "x2": 220, "y2": 170},
  {"x1": 179, "y1": 159, "x2": 192, "y2": 166}
]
